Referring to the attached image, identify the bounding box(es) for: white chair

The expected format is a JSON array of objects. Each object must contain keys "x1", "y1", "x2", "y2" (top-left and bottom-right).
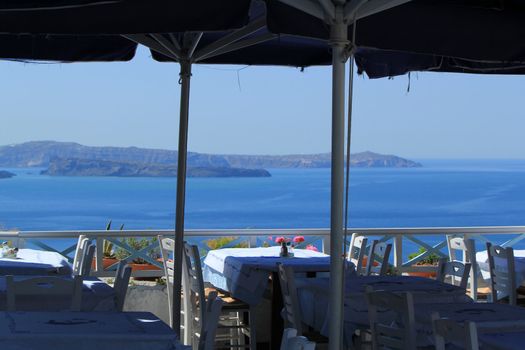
[
  {"x1": 79, "y1": 244, "x2": 95, "y2": 277},
  {"x1": 278, "y1": 264, "x2": 304, "y2": 335},
  {"x1": 199, "y1": 292, "x2": 224, "y2": 350},
  {"x1": 6, "y1": 275, "x2": 83, "y2": 311},
  {"x1": 280, "y1": 328, "x2": 316, "y2": 350},
  {"x1": 183, "y1": 242, "x2": 256, "y2": 350},
  {"x1": 113, "y1": 260, "x2": 132, "y2": 311},
  {"x1": 432, "y1": 313, "x2": 479, "y2": 350},
  {"x1": 364, "y1": 240, "x2": 392, "y2": 276},
  {"x1": 177, "y1": 293, "x2": 224, "y2": 350},
  {"x1": 365, "y1": 288, "x2": 416, "y2": 350},
  {"x1": 433, "y1": 314, "x2": 525, "y2": 350},
  {"x1": 486, "y1": 242, "x2": 525, "y2": 305},
  {"x1": 158, "y1": 235, "x2": 193, "y2": 344},
  {"x1": 72, "y1": 234, "x2": 89, "y2": 274},
  {"x1": 158, "y1": 236, "x2": 175, "y2": 325},
  {"x1": 348, "y1": 233, "x2": 368, "y2": 275},
  {"x1": 447, "y1": 235, "x2": 479, "y2": 300},
  {"x1": 436, "y1": 258, "x2": 471, "y2": 289}
]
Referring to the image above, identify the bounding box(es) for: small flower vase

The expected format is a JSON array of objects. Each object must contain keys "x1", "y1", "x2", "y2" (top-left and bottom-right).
[
  {"x1": 279, "y1": 241, "x2": 288, "y2": 257},
  {"x1": 288, "y1": 244, "x2": 295, "y2": 257}
]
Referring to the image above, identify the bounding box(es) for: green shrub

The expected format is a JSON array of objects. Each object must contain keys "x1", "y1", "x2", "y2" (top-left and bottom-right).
[{"x1": 408, "y1": 247, "x2": 441, "y2": 265}]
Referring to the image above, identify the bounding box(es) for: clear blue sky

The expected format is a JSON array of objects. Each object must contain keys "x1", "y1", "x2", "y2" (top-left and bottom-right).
[{"x1": 1, "y1": 45, "x2": 525, "y2": 159}]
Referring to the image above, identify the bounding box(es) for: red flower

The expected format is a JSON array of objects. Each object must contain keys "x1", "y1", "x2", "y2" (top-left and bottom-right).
[
  {"x1": 293, "y1": 236, "x2": 305, "y2": 244},
  {"x1": 306, "y1": 244, "x2": 318, "y2": 252},
  {"x1": 275, "y1": 237, "x2": 286, "y2": 244}
]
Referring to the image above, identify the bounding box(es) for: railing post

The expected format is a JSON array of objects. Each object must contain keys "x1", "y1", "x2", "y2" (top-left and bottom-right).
[
  {"x1": 249, "y1": 236, "x2": 257, "y2": 248},
  {"x1": 96, "y1": 237, "x2": 104, "y2": 274},
  {"x1": 323, "y1": 235, "x2": 331, "y2": 254},
  {"x1": 394, "y1": 234, "x2": 403, "y2": 272}
]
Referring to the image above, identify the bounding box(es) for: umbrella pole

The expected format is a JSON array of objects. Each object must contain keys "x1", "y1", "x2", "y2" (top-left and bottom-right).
[
  {"x1": 173, "y1": 59, "x2": 192, "y2": 333},
  {"x1": 328, "y1": 6, "x2": 348, "y2": 350}
]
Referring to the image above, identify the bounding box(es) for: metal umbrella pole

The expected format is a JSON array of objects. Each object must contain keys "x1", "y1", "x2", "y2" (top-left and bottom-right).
[
  {"x1": 328, "y1": 3, "x2": 349, "y2": 350},
  {"x1": 173, "y1": 58, "x2": 192, "y2": 333}
]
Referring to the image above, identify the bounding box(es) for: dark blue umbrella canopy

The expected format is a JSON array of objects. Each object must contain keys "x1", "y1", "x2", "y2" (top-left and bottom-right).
[
  {"x1": 355, "y1": 48, "x2": 525, "y2": 78},
  {"x1": 265, "y1": 0, "x2": 525, "y2": 63},
  {"x1": 0, "y1": 34, "x2": 136, "y2": 62},
  {"x1": 0, "y1": 0, "x2": 251, "y2": 34},
  {"x1": 3, "y1": 0, "x2": 525, "y2": 69}
]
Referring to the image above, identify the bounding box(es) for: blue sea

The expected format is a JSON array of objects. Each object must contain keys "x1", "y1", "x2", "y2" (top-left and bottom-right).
[{"x1": 2, "y1": 159, "x2": 525, "y2": 255}]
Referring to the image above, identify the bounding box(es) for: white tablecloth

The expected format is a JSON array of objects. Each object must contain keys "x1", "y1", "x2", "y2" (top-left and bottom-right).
[
  {"x1": 0, "y1": 311, "x2": 181, "y2": 350},
  {"x1": 203, "y1": 247, "x2": 333, "y2": 305},
  {"x1": 0, "y1": 249, "x2": 72, "y2": 276},
  {"x1": 297, "y1": 275, "x2": 472, "y2": 345},
  {"x1": 0, "y1": 276, "x2": 115, "y2": 311}
]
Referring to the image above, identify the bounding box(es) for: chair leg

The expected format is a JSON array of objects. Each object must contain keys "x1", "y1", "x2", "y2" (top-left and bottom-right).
[{"x1": 249, "y1": 307, "x2": 257, "y2": 350}]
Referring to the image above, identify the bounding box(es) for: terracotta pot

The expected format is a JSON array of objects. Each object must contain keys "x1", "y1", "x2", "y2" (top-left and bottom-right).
[
  {"x1": 130, "y1": 262, "x2": 162, "y2": 281},
  {"x1": 406, "y1": 264, "x2": 437, "y2": 278},
  {"x1": 129, "y1": 263, "x2": 161, "y2": 272},
  {"x1": 361, "y1": 256, "x2": 380, "y2": 267},
  {"x1": 91, "y1": 257, "x2": 120, "y2": 270}
]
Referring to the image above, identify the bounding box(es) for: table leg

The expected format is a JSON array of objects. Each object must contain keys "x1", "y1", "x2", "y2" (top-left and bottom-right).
[{"x1": 270, "y1": 271, "x2": 284, "y2": 350}]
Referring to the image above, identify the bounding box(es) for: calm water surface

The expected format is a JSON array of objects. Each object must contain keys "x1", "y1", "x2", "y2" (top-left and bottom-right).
[{"x1": 2, "y1": 159, "x2": 525, "y2": 253}]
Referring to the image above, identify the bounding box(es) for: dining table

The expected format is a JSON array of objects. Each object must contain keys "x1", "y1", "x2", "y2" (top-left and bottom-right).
[
  {"x1": 202, "y1": 246, "x2": 345, "y2": 349},
  {"x1": 0, "y1": 311, "x2": 182, "y2": 350},
  {"x1": 296, "y1": 275, "x2": 472, "y2": 346},
  {"x1": 0, "y1": 276, "x2": 115, "y2": 311},
  {"x1": 414, "y1": 302, "x2": 525, "y2": 349},
  {"x1": 0, "y1": 248, "x2": 72, "y2": 276}
]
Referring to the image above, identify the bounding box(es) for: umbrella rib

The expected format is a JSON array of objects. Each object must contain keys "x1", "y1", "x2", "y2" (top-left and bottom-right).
[
  {"x1": 187, "y1": 33, "x2": 203, "y2": 59},
  {"x1": 344, "y1": 0, "x2": 368, "y2": 21},
  {"x1": 353, "y1": 0, "x2": 413, "y2": 21},
  {"x1": 318, "y1": 0, "x2": 336, "y2": 19},
  {"x1": 278, "y1": 0, "x2": 326, "y2": 20},
  {"x1": 168, "y1": 34, "x2": 182, "y2": 53},
  {"x1": 150, "y1": 34, "x2": 182, "y2": 60},
  {"x1": 193, "y1": 16, "x2": 266, "y2": 62},
  {"x1": 122, "y1": 34, "x2": 178, "y2": 60},
  {"x1": 195, "y1": 33, "x2": 277, "y2": 62},
  {"x1": 0, "y1": 1, "x2": 121, "y2": 12}
]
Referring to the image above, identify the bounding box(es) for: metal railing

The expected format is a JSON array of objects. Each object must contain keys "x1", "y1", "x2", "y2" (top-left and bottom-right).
[{"x1": 0, "y1": 226, "x2": 524, "y2": 277}]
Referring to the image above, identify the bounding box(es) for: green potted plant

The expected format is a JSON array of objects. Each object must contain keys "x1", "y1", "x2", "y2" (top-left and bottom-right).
[
  {"x1": 407, "y1": 247, "x2": 441, "y2": 278},
  {"x1": 98, "y1": 220, "x2": 122, "y2": 269}
]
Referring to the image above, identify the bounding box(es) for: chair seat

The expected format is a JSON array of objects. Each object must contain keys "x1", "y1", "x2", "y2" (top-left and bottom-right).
[{"x1": 204, "y1": 287, "x2": 249, "y2": 309}]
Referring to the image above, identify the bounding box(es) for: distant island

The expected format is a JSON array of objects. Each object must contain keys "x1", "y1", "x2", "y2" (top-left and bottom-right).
[
  {"x1": 0, "y1": 170, "x2": 15, "y2": 179},
  {"x1": 42, "y1": 158, "x2": 271, "y2": 178},
  {"x1": 0, "y1": 141, "x2": 421, "y2": 178}
]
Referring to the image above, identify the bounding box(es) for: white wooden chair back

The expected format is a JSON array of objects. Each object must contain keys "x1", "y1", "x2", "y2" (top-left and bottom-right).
[
  {"x1": 183, "y1": 242, "x2": 208, "y2": 346},
  {"x1": 6, "y1": 275, "x2": 83, "y2": 311},
  {"x1": 72, "y1": 235, "x2": 89, "y2": 275},
  {"x1": 113, "y1": 260, "x2": 132, "y2": 311},
  {"x1": 158, "y1": 236, "x2": 175, "y2": 322},
  {"x1": 281, "y1": 328, "x2": 316, "y2": 350},
  {"x1": 159, "y1": 236, "x2": 192, "y2": 343},
  {"x1": 432, "y1": 313, "x2": 479, "y2": 350},
  {"x1": 365, "y1": 288, "x2": 416, "y2": 350},
  {"x1": 199, "y1": 293, "x2": 223, "y2": 350},
  {"x1": 365, "y1": 240, "x2": 392, "y2": 276},
  {"x1": 486, "y1": 242, "x2": 517, "y2": 305},
  {"x1": 436, "y1": 258, "x2": 471, "y2": 289},
  {"x1": 277, "y1": 263, "x2": 303, "y2": 335},
  {"x1": 348, "y1": 233, "x2": 368, "y2": 275},
  {"x1": 79, "y1": 244, "x2": 95, "y2": 277},
  {"x1": 447, "y1": 235, "x2": 478, "y2": 300}
]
